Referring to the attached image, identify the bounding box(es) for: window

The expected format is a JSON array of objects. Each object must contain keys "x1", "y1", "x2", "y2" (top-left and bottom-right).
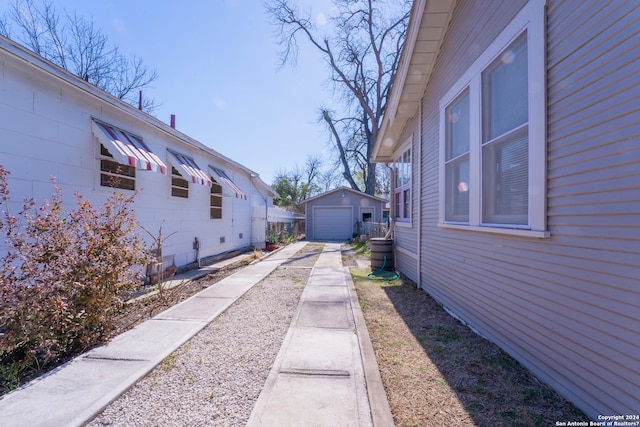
[
  {"x1": 99, "y1": 144, "x2": 136, "y2": 190},
  {"x1": 445, "y1": 90, "x2": 470, "y2": 223},
  {"x1": 210, "y1": 167, "x2": 247, "y2": 199},
  {"x1": 210, "y1": 177, "x2": 223, "y2": 219},
  {"x1": 482, "y1": 33, "x2": 529, "y2": 225},
  {"x1": 393, "y1": 144, "x2": 411, "y2": 221},
  {"x1": 93, "y1": 120, "x2": 166, "y2": 191},
  {"x1": 171, "y1": 166, "x2": 189, "y2": 198},
  {"x1": 168, "y1": 150, "x2": 211, "y2": 187},
  {"x1": 438, "y1": 0, "x2": 547, "y2": 236}
]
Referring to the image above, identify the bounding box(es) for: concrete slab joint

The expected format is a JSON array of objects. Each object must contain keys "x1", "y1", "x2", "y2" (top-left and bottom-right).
[{"x1": 247, "y1": 242, "x2": 393, "y2": 427}]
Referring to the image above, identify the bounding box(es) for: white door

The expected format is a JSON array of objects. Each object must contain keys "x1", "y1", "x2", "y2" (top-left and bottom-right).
[{"x1": 313, "y1": 206, "x2": 353, "y2": 240}]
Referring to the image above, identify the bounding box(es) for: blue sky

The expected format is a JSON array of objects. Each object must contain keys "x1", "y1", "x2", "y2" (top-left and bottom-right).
[{"x1": 2, "y1": 0, "x2": 338, "y2": 185}]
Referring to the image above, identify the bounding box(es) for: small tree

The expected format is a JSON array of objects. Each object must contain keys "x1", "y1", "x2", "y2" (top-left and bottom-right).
[
  {"x1": 0, "y1": 165, "x2": 149, "y2": 381},
  {"x1": 272, "y1": 155, "x2": 324, "y2": 212}
]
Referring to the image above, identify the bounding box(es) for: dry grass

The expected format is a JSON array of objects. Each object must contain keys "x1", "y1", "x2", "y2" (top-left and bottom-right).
[{"x1": 349, "y1": 265, "x2": 587, "y2": 427}]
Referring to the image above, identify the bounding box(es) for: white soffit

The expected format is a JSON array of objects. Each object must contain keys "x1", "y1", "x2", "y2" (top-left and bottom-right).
[{"x1": 373, "y1": 0, "x2": 456, "y2": 162}]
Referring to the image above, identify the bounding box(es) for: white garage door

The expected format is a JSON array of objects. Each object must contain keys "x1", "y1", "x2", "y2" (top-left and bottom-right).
[{"x1": 313, "y1": 207, "x2": 353, "y2": 240}]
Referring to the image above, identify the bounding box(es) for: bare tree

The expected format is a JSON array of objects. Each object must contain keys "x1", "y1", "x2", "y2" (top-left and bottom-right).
[
  {"x1": 375, "y1": 162, "x2": 390, "y2": 199},
  {"x1": 266, "y1": 0, "x2": 411, "y2": 195},
  {"x1": 0, "y1": 0, "x2": 158, "y2": 112}
]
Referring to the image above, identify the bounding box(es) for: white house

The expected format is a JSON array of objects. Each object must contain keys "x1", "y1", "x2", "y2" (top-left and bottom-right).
[{"x1": 0, "y1": 35, "x2": 277, "y2": 270}]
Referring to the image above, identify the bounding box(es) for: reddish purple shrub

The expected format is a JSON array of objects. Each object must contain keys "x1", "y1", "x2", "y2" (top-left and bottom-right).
[{"x1": 0, "y1": 165, "x2": 149, "y2": 382}]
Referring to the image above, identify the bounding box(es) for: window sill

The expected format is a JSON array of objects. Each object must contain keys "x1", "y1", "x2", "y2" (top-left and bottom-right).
[
  {"x1": 438, "y1": 223, "x2": 550, "y2": 239},
  {"x1": 395, "y1": 220, "x2": 412, "y2": 228}
]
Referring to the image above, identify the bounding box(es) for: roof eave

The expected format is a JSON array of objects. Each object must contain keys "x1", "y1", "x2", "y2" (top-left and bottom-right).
[
  {"x1": 303, "y1": 186, "x2": 388, "y2": 204},
  {"x1": 251, "y1": 175, "x2": 278, "y2": 199},
  {"x1": 0, "y1": 34, "x2": 260, "y2": 179},
  {"x1": 372, "y1": 0, "x2": 456, "y2": 163}
]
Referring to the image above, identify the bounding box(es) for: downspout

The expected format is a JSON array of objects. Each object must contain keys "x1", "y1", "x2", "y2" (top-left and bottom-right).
[
  {"x1": 385, "y1": 163, "x2": 395, "y2": 275},
  {"x1": 416, "y1": 100, "x2": 423, "y2": 289}
]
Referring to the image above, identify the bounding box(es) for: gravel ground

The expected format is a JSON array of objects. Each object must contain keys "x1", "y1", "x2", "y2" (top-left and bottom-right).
[{"x1": 88, "y1": 244, "x2": 320, "y2": 427}]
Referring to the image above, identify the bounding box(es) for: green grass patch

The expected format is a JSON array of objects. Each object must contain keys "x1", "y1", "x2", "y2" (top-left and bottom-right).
[
  {"x1": 350, "y1": 240, "x2": 370, "y2": 256},
  {"x1": 434, "y1": 325, "x2": 461, "y2": 343}
]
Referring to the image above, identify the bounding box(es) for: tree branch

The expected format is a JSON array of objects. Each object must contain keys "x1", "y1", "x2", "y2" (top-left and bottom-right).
[
  {"x1": 266, "y1": 0, "x2": 411, "y2": 195},
  {"x1": 322, "y1": 109, "x2": 360, "y2": 191}
]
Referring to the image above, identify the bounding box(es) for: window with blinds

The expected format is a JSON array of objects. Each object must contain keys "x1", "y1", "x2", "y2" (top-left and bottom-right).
[
  {"x1": 481, "y1": 34, "x2": 528, "y2": 225},
  {"x1": 445, "y1": 90, "x2": 470, "y2": 223},
  {"x1": 438, "y1": 0, "x2": 546, "y2": 235}
]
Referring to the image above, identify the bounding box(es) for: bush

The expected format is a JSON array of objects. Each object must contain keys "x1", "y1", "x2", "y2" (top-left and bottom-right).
[{"x1": 0, "y1": 165, "x2": 149, "y2": 386}]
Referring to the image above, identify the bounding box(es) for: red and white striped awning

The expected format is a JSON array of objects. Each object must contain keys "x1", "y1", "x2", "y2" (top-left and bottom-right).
[
  {"x1": 210, "y1": 166, "x2": 247, "y2": 199},
  {"x1": 168, "y1": 150, "x2": 211, "y2": 186},
  {"x1": 92, "y1": 120, "x2": 167, "y2": 174}
]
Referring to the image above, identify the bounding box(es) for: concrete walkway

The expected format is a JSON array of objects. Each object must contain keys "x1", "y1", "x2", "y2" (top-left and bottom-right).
[
  {"x1": 0, "y1": 242, "x2": 392, "y2": 427},
  {"x1": 247, "y1": 242, "x2": 393, "y2": 427}
]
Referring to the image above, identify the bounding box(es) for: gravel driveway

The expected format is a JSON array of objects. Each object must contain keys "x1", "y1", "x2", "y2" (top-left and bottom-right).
[{"x1": 88, "y1": 244, "x2": 321, "y2": 426}]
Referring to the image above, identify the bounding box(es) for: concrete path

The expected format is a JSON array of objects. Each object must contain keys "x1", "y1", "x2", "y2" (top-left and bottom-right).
[
  {"x1": 0, "y1": 241, "x2": 393, "y2": 427},
  {"x1": 0, "y1": 243, "x2": 306, "y2": 427},
  {"x1": 247, "y1": 242, "x2": 393, "y2": 427}
]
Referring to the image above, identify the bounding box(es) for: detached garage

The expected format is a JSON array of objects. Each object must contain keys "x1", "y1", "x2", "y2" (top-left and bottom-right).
[{"x1": 304, "y1": 187, "x2": 387, "y2": 241}]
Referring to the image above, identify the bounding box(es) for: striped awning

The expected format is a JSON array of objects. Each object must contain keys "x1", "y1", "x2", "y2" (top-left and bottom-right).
[
  {"x1": 210, "y1": 166, "x2": 247, "y2": 199},
  {"x1": 168, "y1": 150, "x2": 211, "y2": 186},
  {"x1": 92, "y1": 120, "x2": 167, "y2": 174}
]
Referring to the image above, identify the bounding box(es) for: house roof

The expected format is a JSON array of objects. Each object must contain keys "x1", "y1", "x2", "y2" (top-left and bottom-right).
[
  {"x1": 303, "y1": 186, "x2": 388, "y2": 204},
  {"x1": 0, "y1": 34, "x2": 274, "y2": 193},
  {"x1": 372, "y1": 0, "x2": 456, "y2": 163},
  {"x1": 250, "y1": 176, "x2": 279, "y2": 199}
]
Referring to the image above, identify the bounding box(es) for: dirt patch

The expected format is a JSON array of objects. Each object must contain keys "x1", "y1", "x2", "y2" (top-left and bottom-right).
[
  {"x1": 111, "y1": 254, "x2": 261, "y2": 335},
  {"x1": 112, "y1": 243, "x2": 323, "y2": 336},
  {"x1": 347, "y1": 250, "x2": 586, "y2": 426},
  {"x1": 342, "y1": 240, "x2": 369, "y2": 267}
]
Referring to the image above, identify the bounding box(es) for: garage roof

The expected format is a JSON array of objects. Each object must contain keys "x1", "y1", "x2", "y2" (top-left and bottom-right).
[{"x1": 303, "y1": 186, "x2": 388, "y2": 204}]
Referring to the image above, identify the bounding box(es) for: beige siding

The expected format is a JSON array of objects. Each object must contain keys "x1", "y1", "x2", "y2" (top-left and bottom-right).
[{"x1": 413, "y1": 0, "x2": 640, "y2": 418}]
